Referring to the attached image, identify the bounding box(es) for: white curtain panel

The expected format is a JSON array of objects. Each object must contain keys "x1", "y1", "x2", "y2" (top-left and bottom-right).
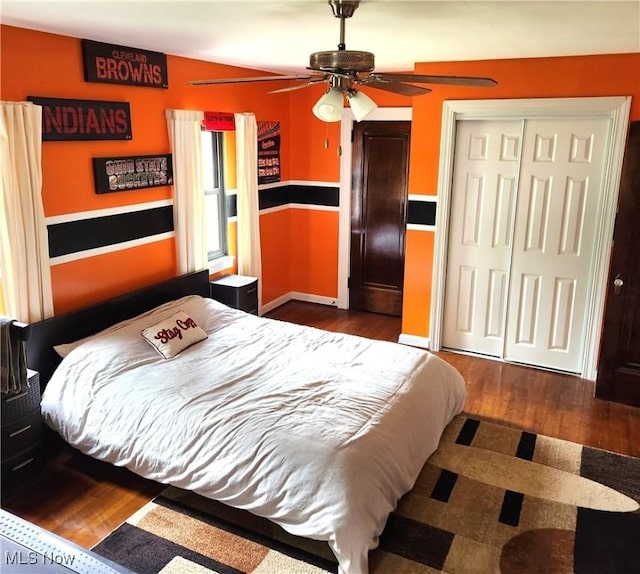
[
  {"x1": 166, "y1": 109, "x2": 208, "y2": 275},
  {"x1": 0, "y1": 101, "x2": 53, "y2": 322},
  {"x1": 234, "y1": 113, "x2": 262, "y2": 307}
]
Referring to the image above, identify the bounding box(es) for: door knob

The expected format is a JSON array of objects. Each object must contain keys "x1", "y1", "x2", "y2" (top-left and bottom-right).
[{"x1": 613, "y1": 274, "x2": 624, "y2": 296}]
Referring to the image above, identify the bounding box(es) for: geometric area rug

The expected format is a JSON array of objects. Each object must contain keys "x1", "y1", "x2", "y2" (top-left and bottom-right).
[{"x1": 92, "y1": 416, "x2": 640, "y2": 573}]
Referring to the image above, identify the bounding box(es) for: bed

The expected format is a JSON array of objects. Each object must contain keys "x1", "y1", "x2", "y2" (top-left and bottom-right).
[{"x1": 20, "y1": 270, "x2": 466, "y2": 574}]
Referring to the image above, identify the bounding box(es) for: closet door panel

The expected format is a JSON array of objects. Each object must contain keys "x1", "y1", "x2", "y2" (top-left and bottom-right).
[
  {"x1": 504, "y1": 118, "x2": 609, "y2": 372},
  {"x1": 443, "y1": 120, "x2": 522, "y2": 356}
]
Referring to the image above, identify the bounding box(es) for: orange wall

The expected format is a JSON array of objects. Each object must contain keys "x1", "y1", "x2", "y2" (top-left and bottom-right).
[
  {"x1": 260, "y1": 209, "x2": 292, "y2": 304},
  {"x1": 289, "y1": 208, "x2": 339, "y2": 299},
  {"x1": 401, "y1": 53, "x2": 640, "y2": 339},
  {"x1": 286, "y1": 83, "x2": 408, "y2": 301},
  {"x1": 3, "y1": 24, "x2": 639, "y2": 332},
  {"x1": 0, "y1": 25, "x2": 297, "y2": 313}
]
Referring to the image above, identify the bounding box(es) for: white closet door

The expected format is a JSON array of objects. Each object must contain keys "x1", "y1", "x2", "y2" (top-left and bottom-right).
[
  {"x1": 504, "y1": 117, "x2": 610, "y2": 372},
  {"x1": 443, "y1": 120, "x2": 523, "y2": 356}
]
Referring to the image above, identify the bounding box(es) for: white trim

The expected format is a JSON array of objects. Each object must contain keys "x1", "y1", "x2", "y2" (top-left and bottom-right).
[
  {"x1": 259, "y1": 204, "x2": 289, "y2": 216},
  {"x1": 45, "y1": 199, "x2": 173, "y2": 225},
  {"x1": 258, "y1": 179, "x2": 338, "y2": 190},
  {"x1": 261, "y1": 291, "x2": 338, "y2": 315},
  {"x1": 49, "y1": 231, "x2": 175, "y2": 266},
  {"x1": 290, "y1": 204, "x2": 339, "y2": 212},
  {"x1": 408, "y1": 194, "x2": 438, "y2": 202},
  {"x1": 430, "y1": 96, "x2": 631, "y2": 381},
  {"x1": 407, "y1": 224, "x2": 436, "y2": 232},
  {"x1": 259, "y1": 204, "x2": 339, "y2": 216},
  {"x1": 338, "y1": 107, "x2": 413, "y2": 309},
  {"x1": 290, "y1": 291, "x2": 338, "y2": 306},
  {"x1": 286, "y1": 180, "x2": 339, "y2": 187},
  {"x1": 260, "y1": 292, "x2": 292, "y2": 314},
  {"x1": 208, "y1": 255, "x2": 235, "y2": 274},
  {"x1": 581, "y1": 98, "x2": 632, "y2": 380},
  {"x1": 398, "y1": 333, "x2": 430, "y2": 349}
]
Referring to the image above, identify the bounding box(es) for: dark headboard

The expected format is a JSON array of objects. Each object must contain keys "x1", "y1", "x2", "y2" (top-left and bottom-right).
[{"x1": 15, "y1": 270, "x2": 210, "y2": 388}]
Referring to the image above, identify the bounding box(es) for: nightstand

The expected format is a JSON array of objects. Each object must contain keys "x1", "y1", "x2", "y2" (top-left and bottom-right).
[
  {"x1": 210, "y1": 274, "x2": 259, "y2": 315},
  {"x1": 1, "y1": 370, "x2": 44, "y2": 490}
]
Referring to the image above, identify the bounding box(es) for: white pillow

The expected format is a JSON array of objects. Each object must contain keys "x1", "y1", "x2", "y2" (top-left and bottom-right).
[
  {"x1": 141, "y1": 310, "x2": 208, "y2": 359},
  {"x1": 53, "y1": 295, "x2": 204, "y2": 358}
]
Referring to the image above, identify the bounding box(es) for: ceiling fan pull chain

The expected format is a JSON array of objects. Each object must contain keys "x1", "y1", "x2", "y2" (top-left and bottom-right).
[{"x1": 338, "y1": 14, "x2": 346, "y2": 50}]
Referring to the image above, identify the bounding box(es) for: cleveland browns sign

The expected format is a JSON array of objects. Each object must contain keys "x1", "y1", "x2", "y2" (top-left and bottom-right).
[{"x1": 82, "y1": 40, "x2": 168, "y2": 89}]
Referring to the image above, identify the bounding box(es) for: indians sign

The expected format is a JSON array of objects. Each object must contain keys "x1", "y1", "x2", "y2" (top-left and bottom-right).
[{"x1": 28, "y1": 96, "x2": 132, "y2": 141}]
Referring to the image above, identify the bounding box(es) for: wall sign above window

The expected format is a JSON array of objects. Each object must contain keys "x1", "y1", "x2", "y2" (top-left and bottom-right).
[
  {"x1": 203, "y1": 111, "x2": 235, "y2": 131},
  {"x1": 82, "y1": 39, "x2": 169, "y2": 89},
  {"x1": 27, "y1": 96, "x2": 132, "y2": 141},
  {"x1": 93, "y1": 154, "x2": 173, "y2": 193}
]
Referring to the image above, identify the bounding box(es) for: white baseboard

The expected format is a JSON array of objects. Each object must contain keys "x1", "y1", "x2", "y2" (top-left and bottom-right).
[
  {"x1": 289, "y1": 292, "x2": 338, "y2": 307},
  {"x1": 260, "y1": 293, "x2": 292, "y2": 315},
  {"x1": 261, "y1": 292, "x2": 338, "y2": 315},
  {"x1": 398, "y1": 333, "x2": 431, "y2": 349}
]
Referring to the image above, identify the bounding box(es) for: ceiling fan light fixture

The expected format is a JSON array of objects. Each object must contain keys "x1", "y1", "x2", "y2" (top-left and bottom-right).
[
  {"x1": 313, "y1": 87, "x2": 344, "y2": 122},
  {"x1": 347, "y1": 89, "x2": 377, "y2": 121}
]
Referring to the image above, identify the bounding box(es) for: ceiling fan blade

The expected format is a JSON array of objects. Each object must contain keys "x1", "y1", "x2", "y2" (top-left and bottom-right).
[
  {"x1": 269, "y1": 78, "x2": 328, "y2": 94},
  {"x1": 366, "y1": 80, "x2": 431, "y2": 97},
  {"x1": 374, "y1": 73, "x2": 498, "y2": 87},
  {"x1": 189, "y1": 74, "x2": 314, "y2": 86}
]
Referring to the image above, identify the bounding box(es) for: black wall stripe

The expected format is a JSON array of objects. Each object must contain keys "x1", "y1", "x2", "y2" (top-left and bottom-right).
[
  {"x1": 290, "y1": 185, "x2": 339, "y2": 207},
  {"x1": 48, "y1": 206, "x2": 174, "y2": 258},
  {"x1": 407, "y1": 200, "x2": 437, "y2": 226},
  {"x1": 455, "y1": 418, "x2": 480, "y2": 446},
  {"x1": 259, "y1": 186, "x2": 290, "y2": 210},
  {"x1": 257, "y1": 187, "x2": 432, "y2": 219},
  {"x1": 258, "y1": 185, "x2": 339, "y2": 210}
]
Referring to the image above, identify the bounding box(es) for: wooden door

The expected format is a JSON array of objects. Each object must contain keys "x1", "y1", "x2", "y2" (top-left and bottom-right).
[
  {"x1": 350, "y1": 121, "x2": 410, "y2": 316},
  {"x1": 596, "y1": 121, "x2": 640, "y2": 406}
]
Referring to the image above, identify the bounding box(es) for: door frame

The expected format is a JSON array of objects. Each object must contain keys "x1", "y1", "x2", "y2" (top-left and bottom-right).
[
  {"x1": 337, "y1": 106, "x2": 412, "y2": 309},
  {"x1": 430, "y1": 96, "x2": 631, "y2": 380}
]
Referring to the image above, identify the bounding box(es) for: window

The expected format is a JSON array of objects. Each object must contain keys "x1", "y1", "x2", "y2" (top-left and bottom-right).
[{"x1": 201, "y1": 129, "x2": 228, "y2": 261}]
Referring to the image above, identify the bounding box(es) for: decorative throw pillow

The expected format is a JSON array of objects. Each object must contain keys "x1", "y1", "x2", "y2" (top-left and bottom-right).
[{"x1": 141, "y1": 311, "x2": 208, "y2": 359}]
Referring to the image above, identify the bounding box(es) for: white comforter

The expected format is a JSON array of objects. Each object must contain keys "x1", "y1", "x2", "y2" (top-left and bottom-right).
[{"x1": 41, "y1": 295, "x2": 465, "y2": 573}]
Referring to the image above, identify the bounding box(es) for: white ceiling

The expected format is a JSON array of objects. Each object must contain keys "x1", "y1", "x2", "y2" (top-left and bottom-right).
[{"x1": 1, "y1": 1, "x2": 639, "y2": 76}]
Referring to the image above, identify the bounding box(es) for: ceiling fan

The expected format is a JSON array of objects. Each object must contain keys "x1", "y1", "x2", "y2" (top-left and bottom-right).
[{"x1": 189, "y1": 0, "x2": 497, "y2": 122}]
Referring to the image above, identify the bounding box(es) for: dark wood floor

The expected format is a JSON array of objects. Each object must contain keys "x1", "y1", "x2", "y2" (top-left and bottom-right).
[{"x1": 3, "y1": 301, "x2": 639, "y2": 550}]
